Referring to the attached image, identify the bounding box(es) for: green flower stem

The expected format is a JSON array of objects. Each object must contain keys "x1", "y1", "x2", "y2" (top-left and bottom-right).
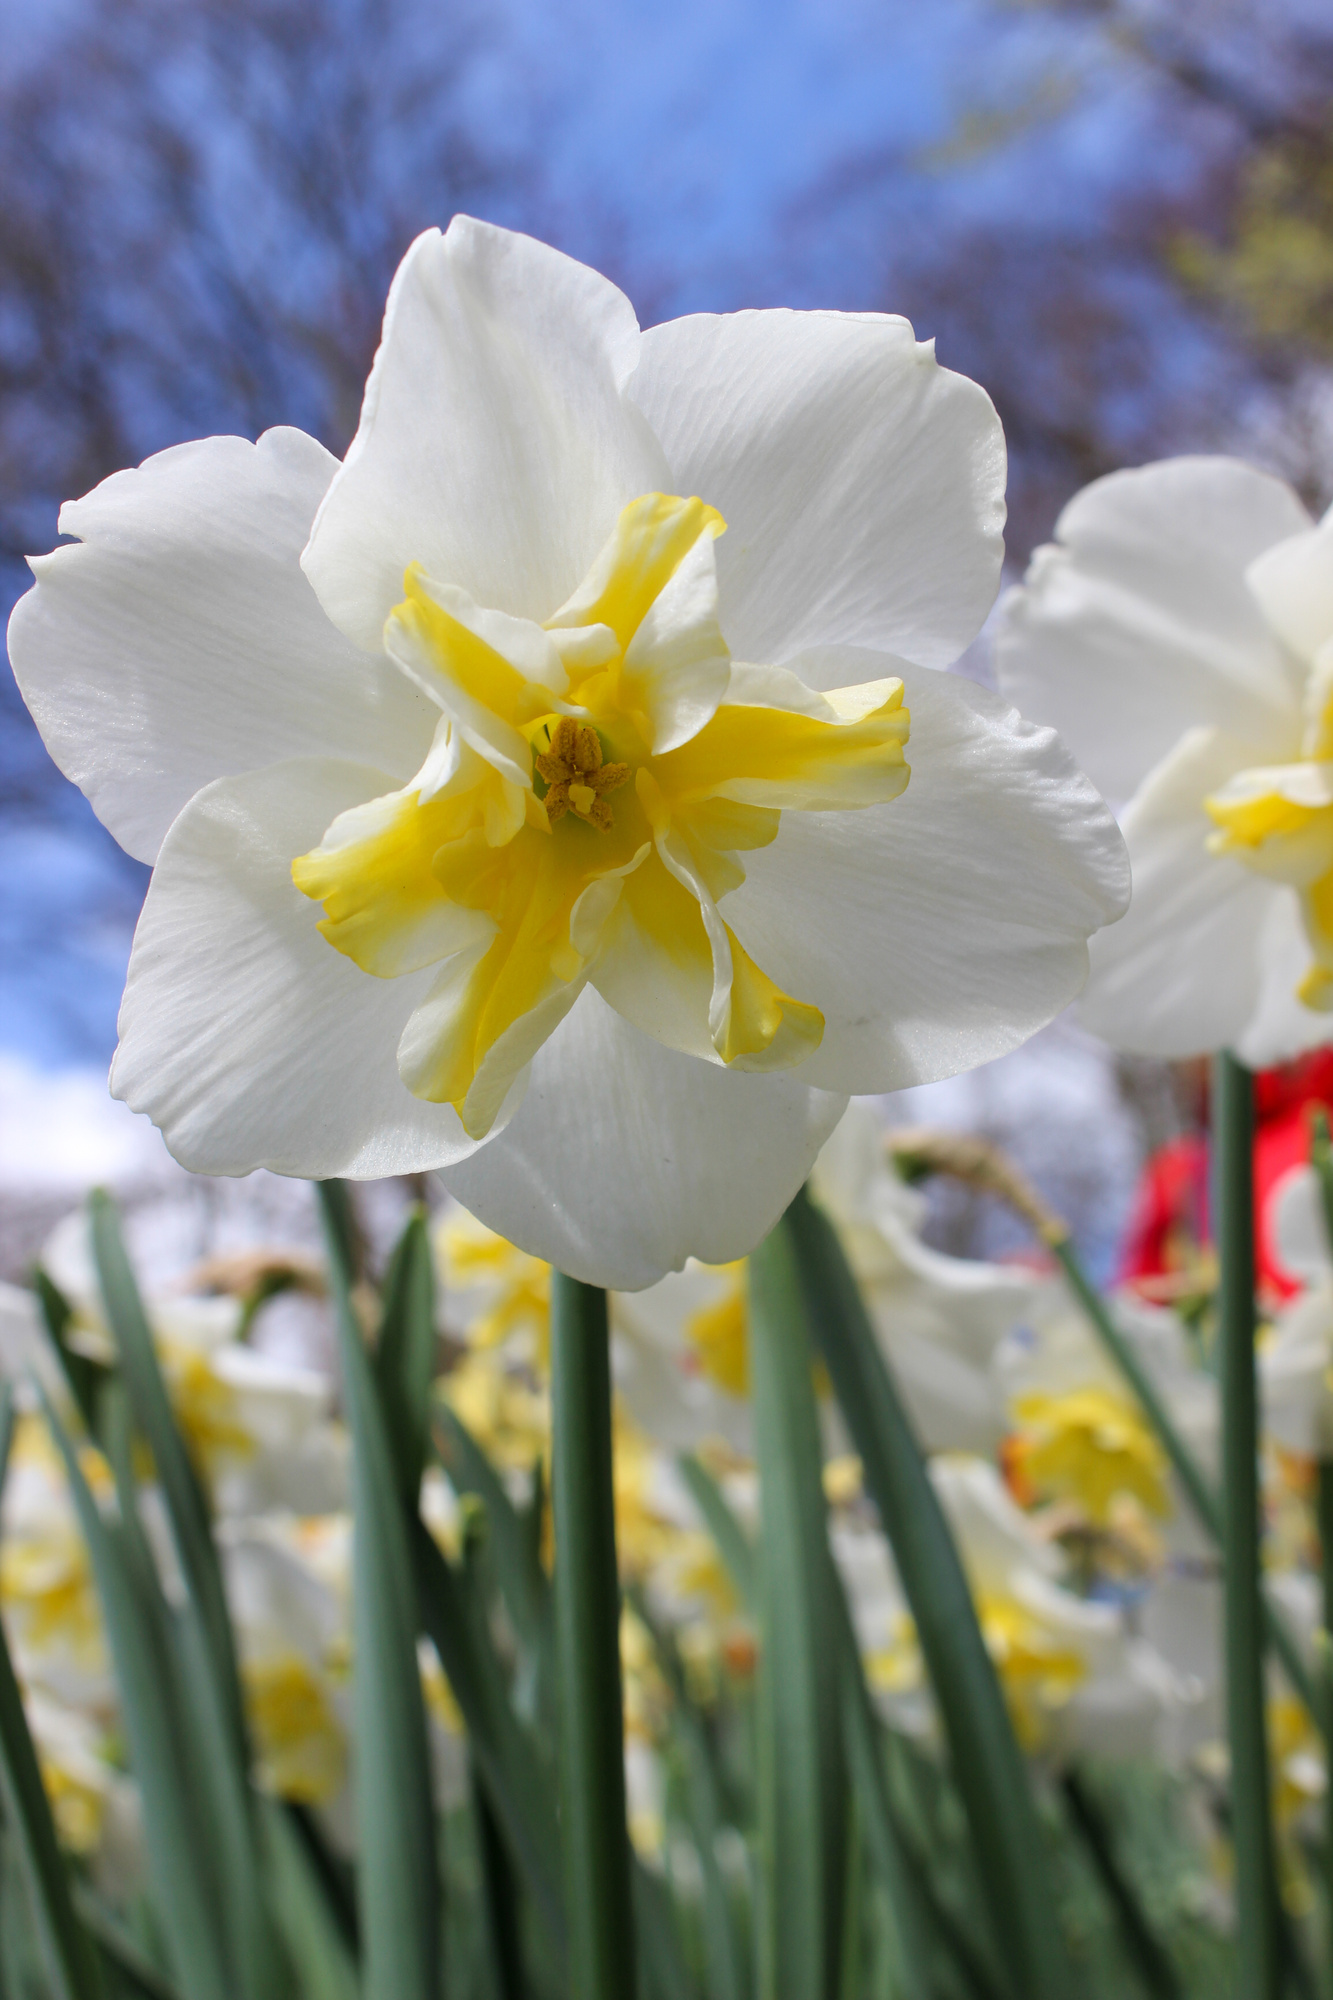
[
  {"x1": 749, "y1": 1225, "x2": 848, "y2": 2000},
  {"x1": 1051, "y1": 1235, "x2": 1319, "y2": 1729},
  {"x1": 1214, "y1": 1050, "x2": 1281, "y2": 1998},
  {"x1": 1308, "y1": 1115, "x2": 1333, "y2": 1942},
  {"x1": 1318, "y1": 1461, "x2": 1333, "y2": 1946},
  {"x1": 549, "y1": 1273, "x2": 637, "y2": 2000}
]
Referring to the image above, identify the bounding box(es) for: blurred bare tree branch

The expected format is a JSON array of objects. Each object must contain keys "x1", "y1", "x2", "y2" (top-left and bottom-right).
[
  {"x1": 0, "y1": 0, "x2": 514, "y2": 581},
  {"x1": 799, "y1": 0, "x2": 1333, "y2": 562}
]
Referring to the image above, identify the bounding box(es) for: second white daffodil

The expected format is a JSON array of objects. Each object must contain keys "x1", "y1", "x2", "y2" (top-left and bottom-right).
[
  {"x1": 10, "y1": 219, "x2": 1127, "y2": 1285},
  {"x1": 999, "y1": 456, "x2": 1333, "y2": 1063}
]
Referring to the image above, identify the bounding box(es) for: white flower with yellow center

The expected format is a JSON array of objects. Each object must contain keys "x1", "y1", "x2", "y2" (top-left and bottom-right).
[
  {"x1": 10, "y1": 218, "x2": 1126, "y2": 1286},
  {"x1": 999, "y1": 456, "x2": 1333, "y2": 1062},
  {"x1": 32, "y1": 1210, "x2": 346, "y2": 1519},
  {"x1": 1255, "y1": 1163, "x2": 1333, "y2": 1458},
  {"x1": 844, "y1": 1456, "x2": 1180, "y2": 1760},
  {"x1": 1007, "y1": 1386, "x2": 1170, "y2": 1525},
  {"x1": 613, "y1": 1102, "x2": 1056, "y2": 1454}
]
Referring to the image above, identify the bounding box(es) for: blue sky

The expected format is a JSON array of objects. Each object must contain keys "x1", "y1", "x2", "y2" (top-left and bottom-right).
[{"x1": 475, "y1": 0, "x2": 1156, "y2": 313}]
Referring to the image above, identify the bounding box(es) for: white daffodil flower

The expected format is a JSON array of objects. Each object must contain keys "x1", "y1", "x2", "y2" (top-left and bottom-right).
[
  {"x1": 9, "y1": 218, "x2": 1126, "y2": 1288},
  {"x1": 998, "y1": 455, "x2": 1333, "y2": 1062},
  {"x1": 31, "y1": 1210, "x2": 349, "y2": 1517},
  {"x1": 220, "y1": 1519, "x2": 353, "y2": 1820},
  {"x1": 811, "y1": 1106, "x2": 1056, "y2": 1452},
  {"x1": 613, "y1": 1103, "x2": 1056, "y2": 1454},
  {"x1": 21, "y1": 1687, "x2": 143, "y2": 1900},
  {"x1": 839, "y1": 1455, "x2": 1181, "y2": 1760},
  {"x1": 997, "y1": 1289, "x2": 1220, "y2": 1510},
  {"x1": 0, "y1": 1412, "x2": 111, "y2": 1713},
  {"x1": 1255, "y1": 1164, "x2": 1333, "y2": 1457}
]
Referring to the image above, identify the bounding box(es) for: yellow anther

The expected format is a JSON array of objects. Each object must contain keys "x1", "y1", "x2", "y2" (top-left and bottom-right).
[{"x1": 535, "y1": 717, "x2": 630, "y2": 830}]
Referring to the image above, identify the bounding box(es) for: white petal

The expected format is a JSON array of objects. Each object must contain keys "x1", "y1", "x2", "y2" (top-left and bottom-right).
[
  {"x1": 630, "y1": 308, "x2": 1004, "y2": 675},
  {"x1": 438, "y1": 987, "x2": 847, "y2": 1290},
  {"x1": 875, "y1": 1329, "x2": 1004, "y2": 1455},
  {"x1": 302, "y1": 219, "x2": 668, "y2": 650},
  {"x1": 612, "y1": 1274, "x2": 754, "y2": 1455},
  {"x1": 1233, "y1": 889, "x2": 1333, "y2": 1068},
  {"x1": 1075, "y1": 726, "x2": 1307, "y2": 1057},
  {"x1": 930, "y1": 1456, "x2": 1063, "y2": 1589},
  {"x1": 720, "y1": 660, "x2": 1131, "y2": 1092},
  {"x1": 1246, "y1": 507, "x2": 1333, "y2": 666},
  {"x1": 111, "y1": 759, "x2": 487, "y2": 1177},
  {"x1": 1260, "y1": 1290, "x2": 1333, "y2": 1456},
  {"x1": 875, "y1": 1232, "x2": 1053, "y2": 1370},
  {"x1": 620, "y1": 529, "x2": 730, "y2": 754},
  {"x1": 996, "y1": 457, "x2": 1310, "y2": 803},
  {"x1": 1270, "y1": 1167, "x2": 1333, "y2": 1287},
  {"x1": 7, "y1": 429, "x2": 433, "y2": 864}
]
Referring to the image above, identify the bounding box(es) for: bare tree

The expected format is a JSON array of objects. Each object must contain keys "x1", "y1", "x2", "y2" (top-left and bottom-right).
[
  {"x1": 793, "y1": 0, "x2": 1333, "y2": 562},
  {"x1": 0, "y1": 0, "x2": 528, "y2": 837}
]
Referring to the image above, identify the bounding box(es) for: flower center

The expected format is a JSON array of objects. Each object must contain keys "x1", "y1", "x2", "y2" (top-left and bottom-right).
[
  {"x1": 1009, "y1": 1387, "x2": 1169, "y2": 1523},
  {"x1": 292, "y1": 490, "x2": 911, "y2": 1137},
  {"x1": 533, "y1": 718, "x2": 630, "y2": 830}
]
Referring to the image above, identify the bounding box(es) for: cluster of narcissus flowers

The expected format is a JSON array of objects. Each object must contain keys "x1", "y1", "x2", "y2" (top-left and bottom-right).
[
  {"x1": 437, "y1": 1105, "x2": 1194, "y2": 1770},
  {"x1": 439, "y1": 1097, "x2": 1333, "y2": 1820},
  {"x1": 8, "y1": 215, "x2": 1129, "y2": 1292},
  {"x1": 7, "y1": 1118, "x2": 1333, "y2": 1887},
  {"x1": 0, "y1": 1213, "x2": 475, "y2": 1887}
]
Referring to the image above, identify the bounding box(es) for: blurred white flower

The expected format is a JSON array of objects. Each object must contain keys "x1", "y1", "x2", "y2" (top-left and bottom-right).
[
  {"x1": 34, "y1": 1209, "x2": 348, "y2": 1518},
  {"x1": 11, "y1": 217, "x2": 1126, "y2": 1288},
  {"x1": 0, "y1": 1412, "x2": 110, "y2": 1712},
  {"x1": 839, "y1": 1455, "x2": 1184, "y2": 1760},
  {"x1": 1257, "y1": 1164, "x2": 1333, "y2": 1457},
  {"x1": 999, "y1": 456, "x2": 1333, "y2": 1063},
  {"x1": 997, "y1": 1289, "x2": 1220, "y2": 1517},
  {"x1": 221, "y1": 1519, "x2": 351, "y2": 1814},
  {"x1": 813, "y1": 1106, "x2": 1055, "y2": 1453},
  {"x1": 21, "y1": 1686, "x2": 143, "y2": 1898},
  {"x1": 613, "y1": 1102, "x2": 1055, "y2": 1455}
]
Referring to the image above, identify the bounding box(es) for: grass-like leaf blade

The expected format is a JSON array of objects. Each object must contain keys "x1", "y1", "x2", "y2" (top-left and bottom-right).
[
  {"x1": 676, "y1": 1454, "x2": 756, "y2": 1611},
  {"x1": 33, "y1": 1267, "x2": 111, "y2": 1443},
  {"x1": 628, "y1": 1588, "x2": 745, "y2": 2000},
  {"x1": 375, "y1": 1210, "x2": 437, "y2": 1505},
  {"x1": 410, "y1": 1514, "x2": 566, "y2": 1960},
  {"x1": 87, "y1": 1192, "x2": 279, "y2": 2000},
  {"x1": 74, "y1": 1891, "x2": 182, "y2": 2000},
  {"x1": 434, "y1": 1406, "x2": 552, "y2": 1672},
  {"x1": 260, "y1": 1798, "x2": 360, "y2": 2000},
  {"x1": 782, "y1": 1186, "x2": 1072, "y2": 2000},
  {"x1": 318, "y1": 1180, "x2": 441, "y2": 2000},
  {"x1": 86, "y1": 1195, "x2": 240, "y2": 1729},
  {"x1": 38, "y1": 1387, "x2": 233, "y2": 2000},
  {"x1": 0, "y1": 1378, "x2": 14, "y2": 1495}
]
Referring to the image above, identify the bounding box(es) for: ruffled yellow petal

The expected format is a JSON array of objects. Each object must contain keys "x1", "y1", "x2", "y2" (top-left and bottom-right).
[
  {"x1": 295, "y1": 490, "x2": 913, "y2": 1111},
  {"x1": 547, "y1": 492, "x2": 726, "y2": 658},
  {"x1": 655, "y1": 676, "x2": 909, "y2": 812}
]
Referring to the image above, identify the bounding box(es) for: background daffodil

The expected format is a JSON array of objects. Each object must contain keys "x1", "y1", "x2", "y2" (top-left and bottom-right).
[{"x1": 998, "y1": 455, "x2": 1333, "y2": 1065}]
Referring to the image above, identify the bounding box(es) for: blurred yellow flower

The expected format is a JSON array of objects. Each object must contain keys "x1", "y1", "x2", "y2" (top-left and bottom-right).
[{"x1": 1009, "y1": 1387, "x2": 1170, "y2": 1524}]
